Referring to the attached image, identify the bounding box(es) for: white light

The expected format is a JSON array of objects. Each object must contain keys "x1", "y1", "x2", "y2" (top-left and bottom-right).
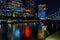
[{"x1": 0, "y1": 24, "x2": 1, "y2": 29}]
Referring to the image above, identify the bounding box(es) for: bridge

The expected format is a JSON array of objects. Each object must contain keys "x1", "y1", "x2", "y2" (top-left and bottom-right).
[{"x1": 45, "y1": 11, "x2": 60, "y2": 20}]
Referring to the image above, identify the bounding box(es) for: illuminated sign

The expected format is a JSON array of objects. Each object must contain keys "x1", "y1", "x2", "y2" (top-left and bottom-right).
[{"x1": 25, "y1": 9, "x2": 31, "y2": 13}]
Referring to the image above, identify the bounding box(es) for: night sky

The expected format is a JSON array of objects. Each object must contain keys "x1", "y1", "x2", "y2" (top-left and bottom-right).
[{"x1": 46, "y1": 0, "x2": 60, "y2": 16}]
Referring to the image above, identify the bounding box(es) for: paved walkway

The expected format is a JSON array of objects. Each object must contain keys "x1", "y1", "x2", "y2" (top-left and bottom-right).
[{"x1": 45, "y1": 31, "x2": 60, "y2": 40}]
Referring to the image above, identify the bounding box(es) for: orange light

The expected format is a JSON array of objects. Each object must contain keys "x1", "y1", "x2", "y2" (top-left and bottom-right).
[{"x1": 24, "y1": 25, "x2": 31, "y2": 38}]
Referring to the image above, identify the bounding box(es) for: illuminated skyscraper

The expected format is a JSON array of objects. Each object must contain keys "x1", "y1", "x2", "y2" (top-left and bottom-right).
[{"x1": 38, "y1": 4, "x2": 46, "y2": 19}]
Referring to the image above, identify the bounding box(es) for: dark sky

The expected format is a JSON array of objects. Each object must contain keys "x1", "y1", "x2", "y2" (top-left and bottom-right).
[{"x1": 47, "y1": 0, "x2": 60, "y2": 16}]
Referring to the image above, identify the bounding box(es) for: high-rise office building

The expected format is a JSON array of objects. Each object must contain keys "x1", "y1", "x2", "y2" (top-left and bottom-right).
[{"x1": 38, "y1": 4, "x2": 46, "y2": 20}]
